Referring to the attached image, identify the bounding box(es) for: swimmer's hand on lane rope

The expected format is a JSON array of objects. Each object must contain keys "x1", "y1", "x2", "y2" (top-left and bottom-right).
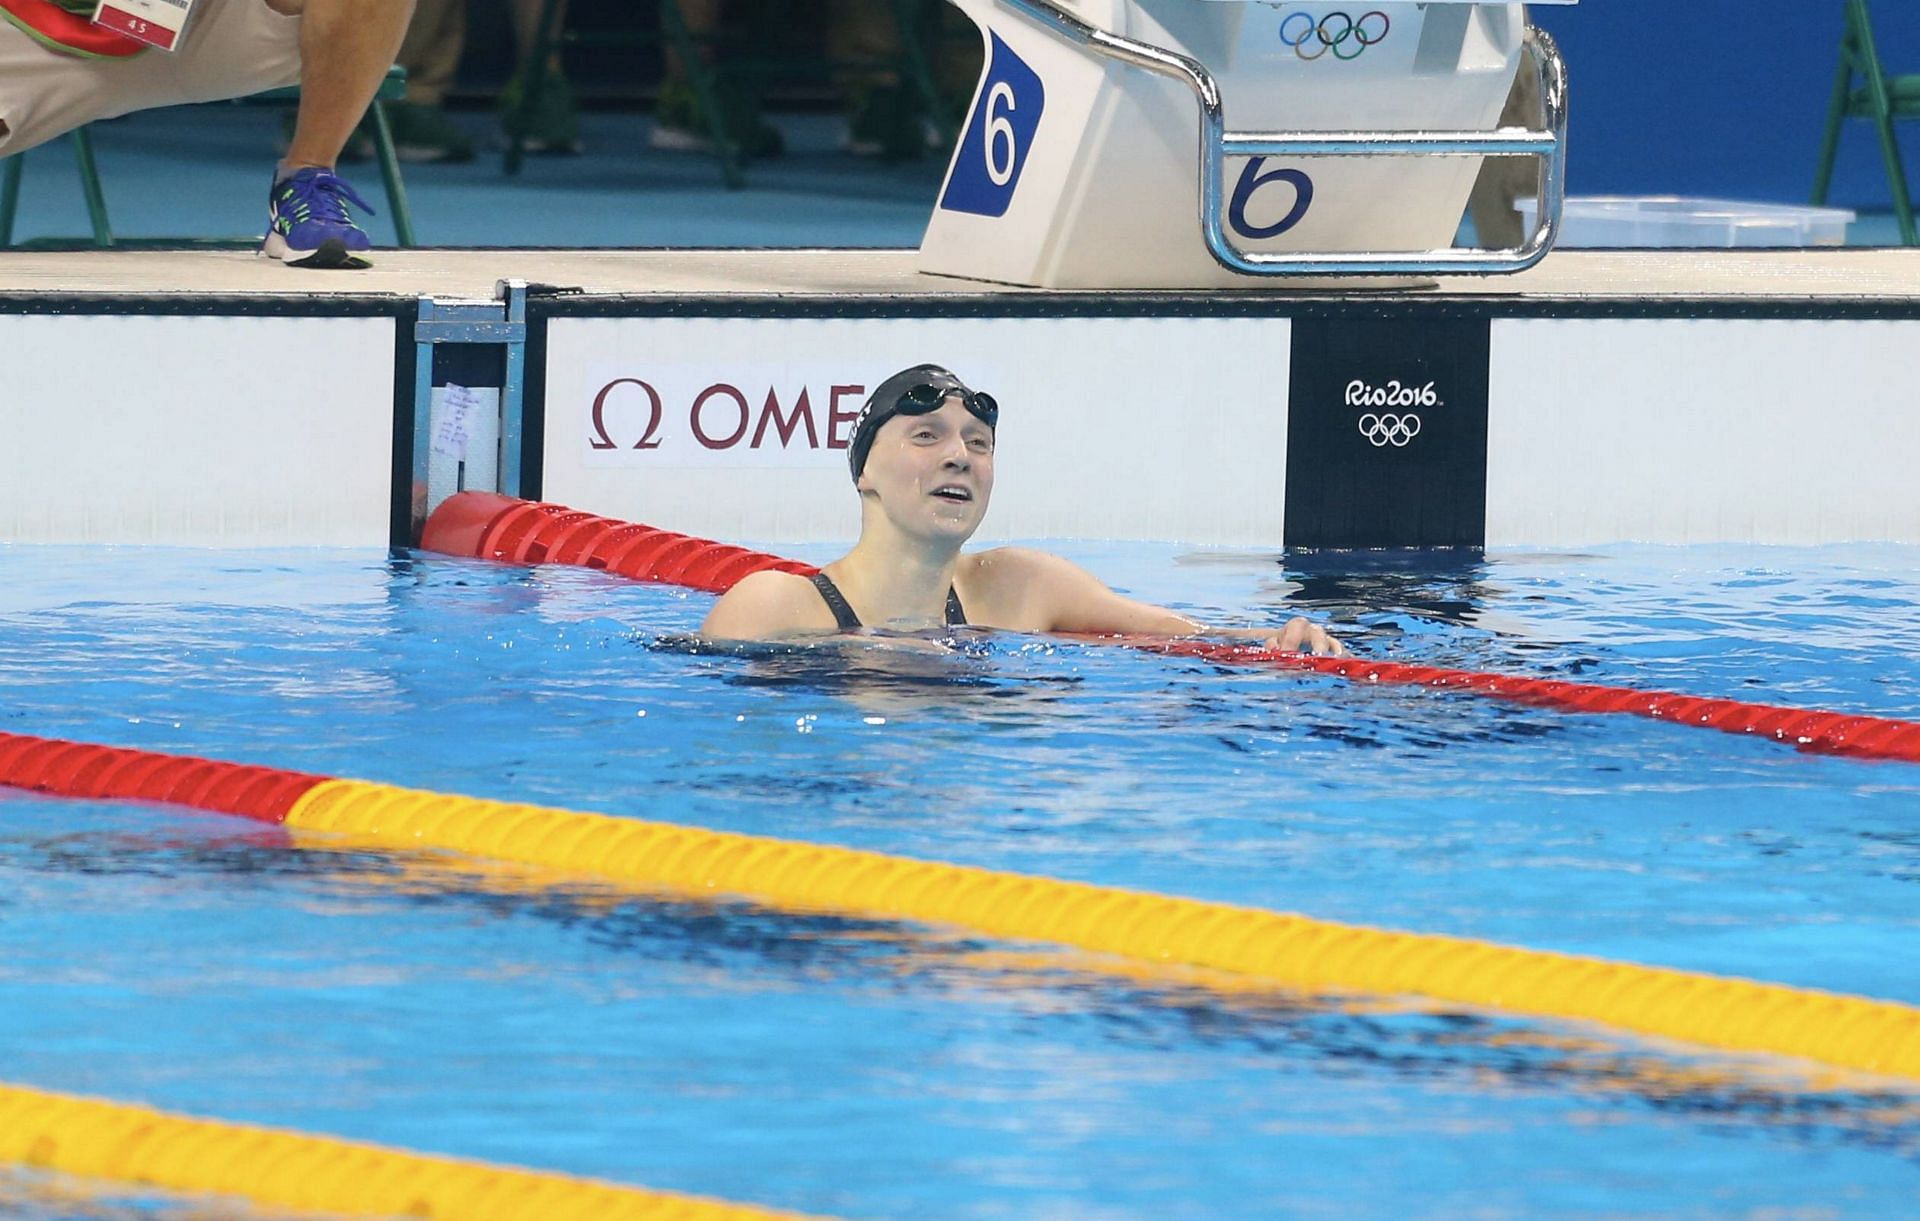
[
  {"x1": 1258, "y1": 616, "x2": 1348, "y2": 658},
  {"x1": 1157, "y1": 619, "x2": 1347, "y2": 658}
]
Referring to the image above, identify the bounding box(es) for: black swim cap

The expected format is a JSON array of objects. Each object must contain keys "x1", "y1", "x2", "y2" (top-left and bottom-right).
[{"x1": 847, "y1": 364, "x2": 995, "y2": 483}]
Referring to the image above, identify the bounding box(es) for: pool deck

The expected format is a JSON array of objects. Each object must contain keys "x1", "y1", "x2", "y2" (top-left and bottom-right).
[{"x1": 3, "y1": 247, "x2": 1919, "y2": 307}]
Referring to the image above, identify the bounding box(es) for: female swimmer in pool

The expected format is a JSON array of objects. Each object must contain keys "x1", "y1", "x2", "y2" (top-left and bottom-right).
[{"x1": 700, "y1": 363, "x2": 1345, "y2": 655}]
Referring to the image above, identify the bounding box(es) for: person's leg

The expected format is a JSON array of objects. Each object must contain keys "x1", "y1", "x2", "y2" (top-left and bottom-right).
[
  {"x1": 399, "y1": 0, "x2": 464, "y2": 107},
  {"x1": 0, "y1": 0, "x2": 301, "y2": 159},
  {"x1": 0, "y1": 0, "x2": 391, "y2": 265},
  {"x1": 934, "y1": 4, "x2": 984, "y2": 110},
  {"x1": 509, "y1": 0, "x2": 567, "y2": 70},
  {"x1": 830, "y1": 0, "x2": 927, "y2": 160},
  {"x1": 282, "y1": 0, "x2": 416, "y2": 172},
  {"x1": 0, "y1": 18, "x2": 104, "y2": 160},
  {"x1": 652, "y1": 0, "x2": 779, "y2": 158},
  {"x1": 388, "y1": 0, "x2": 473, "y2": 162},
  {"x1": 661, "y1": 0, "x2": 720, "y2": 85},
  {"x1": 237, "y1": 0, "x2": 415, "y2": 266},
  {"x1": 652, "y1": 0, "x2": 719, "y2": 149},
  {"x1": 504, "y1": 0, "x2": 580, "y2": 154},
  {"x1": 828, "y1": 0, "x2": 898, "y2": 91}
]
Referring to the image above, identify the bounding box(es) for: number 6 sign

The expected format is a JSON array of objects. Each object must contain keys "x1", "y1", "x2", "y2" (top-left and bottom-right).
[{"x1": 940, "y1": 33, "x2": 1046, "y2": 219}]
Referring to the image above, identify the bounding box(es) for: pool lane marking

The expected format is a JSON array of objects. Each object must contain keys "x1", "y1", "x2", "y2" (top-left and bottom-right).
[
  {"x1": 2, "y1": 730, "x2": 1916, "y2": 1084},
  {"x1": 277, "y1": 778, "x2": 1920, "y2": 1083},
  {"x1": 0, "y1": 1081, "x2": 817, "y2": 1221},
  {"x1": 419, "y1": 491, "x2": 1920, "y2": 766}
]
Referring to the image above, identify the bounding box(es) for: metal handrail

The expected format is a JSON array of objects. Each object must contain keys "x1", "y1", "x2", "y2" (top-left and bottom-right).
[{"x1": 996, "y1": 0, "x2": 1569, "y2": 276}]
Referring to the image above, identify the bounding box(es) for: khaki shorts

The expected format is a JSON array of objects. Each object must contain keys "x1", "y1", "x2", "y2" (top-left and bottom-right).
[{"x1": 0, "y1": 0, "x2": 302, "y2": 158}]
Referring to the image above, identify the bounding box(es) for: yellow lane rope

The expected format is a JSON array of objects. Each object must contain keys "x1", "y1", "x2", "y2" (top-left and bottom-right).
[
  {"x1": 284, "y1": 779, "x2": 1920, "y2": 1082},
  {"x1": 0, "y1": 1082, "x2": 817, "y2": 1221}
]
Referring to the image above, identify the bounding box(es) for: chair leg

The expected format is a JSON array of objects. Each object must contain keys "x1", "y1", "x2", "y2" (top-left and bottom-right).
[
  {"x1": 1869, "y1": 109, "x2": 1919, "y2": 245},
  {"x1": 0, "y1": 155, "x2": 21, "y2": 249},
  {"x1": 1812, "y1": 43, "x2": 1856, "y2": 205},
  {"x1": 368, "y1": 101, "x2": 417, "y2": 248},
  {"x1": 71, "y1": 126, "x2": 114, "y2": 248}
]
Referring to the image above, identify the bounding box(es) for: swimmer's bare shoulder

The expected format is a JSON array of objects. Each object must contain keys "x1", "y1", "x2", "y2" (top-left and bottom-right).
[
  {"x1": 701, "y1": 570, "x2": 836, "y2": 640},
  {"x1": 959, "y1": 547, "x2": 1199, "y2": 635}
]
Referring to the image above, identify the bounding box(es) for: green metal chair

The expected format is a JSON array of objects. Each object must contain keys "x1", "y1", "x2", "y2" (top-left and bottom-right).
[
  {"x1": 1813, "y1": 0, "x2": 1918, "y2": 245},
  {"x1": 0, "y1": 65, "x2": 416, "y2": 250}
]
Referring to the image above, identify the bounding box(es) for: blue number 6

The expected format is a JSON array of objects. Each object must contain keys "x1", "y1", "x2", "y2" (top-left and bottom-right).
[{"x1": 1228, "y1": 158, "x2": 1314, "y2": 239}]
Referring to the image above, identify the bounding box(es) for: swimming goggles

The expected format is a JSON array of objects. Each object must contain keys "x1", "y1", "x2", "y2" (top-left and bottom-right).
[{"x1": 896, "y1": 382, "x2": 999, "y2": 428}]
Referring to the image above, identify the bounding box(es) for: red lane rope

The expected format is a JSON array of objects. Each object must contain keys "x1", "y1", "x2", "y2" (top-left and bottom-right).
[
  {"x1": 0, "y1": 733, "x2": 323, "y2": 822},
  {"x1": 419, "y1": 493, "x2": 1920, "y2": 766},
  {"x1": 1127, "y1": 639, "x2": 1920, "y2": 762},
  {"x1": 422, "y1": 491, "x2": 815, "y2": 595}
]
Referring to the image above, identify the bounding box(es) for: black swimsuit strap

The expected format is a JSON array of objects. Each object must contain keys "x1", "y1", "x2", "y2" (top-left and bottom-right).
[
  {"x1": 810, "y1": 572, "x2": 863, "y2": 630},
  {"x1": 810, "y1": 571, "x2": 969, "y2": 630}
]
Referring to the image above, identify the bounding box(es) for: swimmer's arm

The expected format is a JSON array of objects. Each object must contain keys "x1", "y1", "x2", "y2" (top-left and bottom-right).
[
  {"x1": 699, "y1": 570, "x2": 827, "y2": 641},
  {"x1": 984, "y1": 548, "x2": 1200, "y2": 635},
  {"x1": 998, "y1": 549, "x2": 1345, "y2": 656}
]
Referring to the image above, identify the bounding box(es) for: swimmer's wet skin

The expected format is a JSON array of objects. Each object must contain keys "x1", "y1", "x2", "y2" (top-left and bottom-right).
[{"x1": 700, "y1": 364, "x2": 1344, "y2": 655}]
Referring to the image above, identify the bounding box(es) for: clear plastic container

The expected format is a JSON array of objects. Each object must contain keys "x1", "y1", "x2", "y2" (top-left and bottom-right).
[{"x1": 1516, "y1": 195, "x2": 1857, "y2": 248}]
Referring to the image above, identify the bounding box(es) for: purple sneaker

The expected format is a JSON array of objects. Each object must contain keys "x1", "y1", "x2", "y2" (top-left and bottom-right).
[{"x1": 262, "y1": 167, "x2": 376, "y2": 269}]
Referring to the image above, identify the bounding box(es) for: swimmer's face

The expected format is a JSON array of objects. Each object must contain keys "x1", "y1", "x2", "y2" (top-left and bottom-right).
[{"x1": 857, "y1": 396, "x2": 994, "y2": 540}]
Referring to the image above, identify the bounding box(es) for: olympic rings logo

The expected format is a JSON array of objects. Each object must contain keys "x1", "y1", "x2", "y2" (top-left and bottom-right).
[
  {"x1": 1279, "y1": 10, "x2": 1390, "y2": 60},
  {"x1": 1357, "y1": 413, "x2": 1421, "y2": 447}
]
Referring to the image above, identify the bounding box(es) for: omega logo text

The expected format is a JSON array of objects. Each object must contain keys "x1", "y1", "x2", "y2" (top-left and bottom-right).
[{"x1": 589, "y1": 378, "x2": 867, "y2": 456}]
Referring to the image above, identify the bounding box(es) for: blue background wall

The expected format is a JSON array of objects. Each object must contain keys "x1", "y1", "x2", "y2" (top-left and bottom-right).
[{"x1": 1530, "y1": 1, "x2": 1920, "y2": 205}]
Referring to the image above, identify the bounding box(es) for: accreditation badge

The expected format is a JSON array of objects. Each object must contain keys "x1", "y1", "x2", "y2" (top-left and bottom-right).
[{"x1": 92, "y1": 0, "x2": 198, "y2": 51}]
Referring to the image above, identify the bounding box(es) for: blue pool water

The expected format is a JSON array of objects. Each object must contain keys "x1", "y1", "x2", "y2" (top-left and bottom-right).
[{"x1": 2, "y1": 542, "x2": 1919, "y2": 1216}]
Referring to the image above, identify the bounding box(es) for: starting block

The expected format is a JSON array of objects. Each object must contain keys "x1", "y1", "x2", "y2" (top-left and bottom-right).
[{"x1": 919, "y1": 0, "x2": 1573, "y2": 288}]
